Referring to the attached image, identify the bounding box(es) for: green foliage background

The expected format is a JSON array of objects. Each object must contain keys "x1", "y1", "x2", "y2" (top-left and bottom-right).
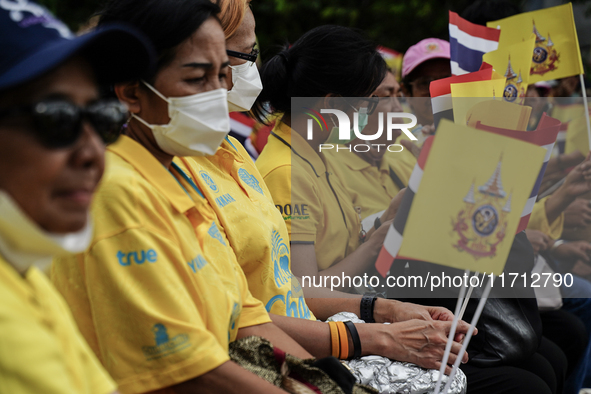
[{"x1": 37, "y1": 0, "x2": 525, "y2": 60}]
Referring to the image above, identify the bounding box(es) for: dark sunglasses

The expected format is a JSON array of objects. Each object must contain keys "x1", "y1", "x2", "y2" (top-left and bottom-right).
[
  {"x1": 227, "y1": 48, "x2": 260, "y2": 63},
  {"x1": 0, "y1": 99, "x2": 128, "y2": 148}
]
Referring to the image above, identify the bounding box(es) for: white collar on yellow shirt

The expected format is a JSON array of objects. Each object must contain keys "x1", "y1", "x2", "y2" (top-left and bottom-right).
[{"x1": 0, "y1": 190, "x2": 92, "y2": 275}]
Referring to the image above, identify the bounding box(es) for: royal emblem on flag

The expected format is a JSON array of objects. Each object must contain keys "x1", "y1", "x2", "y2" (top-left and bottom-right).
[
  {"x1": 502, "y1": 56, "x2": 526, "y2": 104},
  {"x1": 531, "y1": 20, "x2": 559, "y2": 76},
  {"x1": 452, "y1": 158, "x2": 511, "y2": 259}
]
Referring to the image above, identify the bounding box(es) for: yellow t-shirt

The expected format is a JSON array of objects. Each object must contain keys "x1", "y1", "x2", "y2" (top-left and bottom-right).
[
  {"x1": 51, "y1": 136, "x2": 270, "y2": 394},
  {"x1": 256, "y1": 121, "x2": 361, "y2": 271},
  {"x1": 0, "y1": 256, "x2": 116, "y2": 394},
  {"x1": 176, "y1": 137, "x2": 313, "y2": 320},
  {"x1": 325, "y1": 147, "x2": 411, "y2": 220},
  {"x1": 527, "y1": 197, "x2": 564, "y2": 239}
]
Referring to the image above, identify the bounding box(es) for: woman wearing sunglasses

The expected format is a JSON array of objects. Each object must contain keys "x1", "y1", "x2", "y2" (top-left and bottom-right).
[
  {"x1": 51, "y1": 1, "x2": 316, "y2": 393},
  {"x1": 0, "y1": 1, "x2": 153, "y2": 392},
  {"x1": 173, "y1": 2, "x2": 472, "y2": 387}
]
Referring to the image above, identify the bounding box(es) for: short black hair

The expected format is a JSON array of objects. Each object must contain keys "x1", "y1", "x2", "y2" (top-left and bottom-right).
[
  {"x1": 98, "y1": 0, "x2": 220, "y2": 77},
  {"x1": 461, "y1": 0, "x2": 521, "y2": 26},
  {"x1": 253, "y1": 25, "x2": 387, "y2": 121}
]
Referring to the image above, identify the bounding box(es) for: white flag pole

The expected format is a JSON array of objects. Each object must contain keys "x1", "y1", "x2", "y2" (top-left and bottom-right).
[
  {"x1": 458, "y1": 273, "x2": 478, "y2": 321},
  {"x1": 579, "y1": 74, "x2": 591, "y2": 151},
  {"x1": 433, "y1": 269, "x2": 471, "y2": 394},
  {"x1": 441, "y1": 275, "x2": 494, "y2": 394}
]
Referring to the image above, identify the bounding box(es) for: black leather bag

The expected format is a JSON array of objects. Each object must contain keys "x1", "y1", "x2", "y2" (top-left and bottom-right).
[{"x1": 462, "y1": 296, "x2": 540, "y2": 367}]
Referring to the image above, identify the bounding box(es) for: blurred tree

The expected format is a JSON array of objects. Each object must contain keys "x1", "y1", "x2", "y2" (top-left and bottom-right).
[
  {"x1": 251, "y1": 0, "x2": 522, "y2": 60},
  {"x1": 37, "y1": 0, "x2": 522, "y2": 58}
]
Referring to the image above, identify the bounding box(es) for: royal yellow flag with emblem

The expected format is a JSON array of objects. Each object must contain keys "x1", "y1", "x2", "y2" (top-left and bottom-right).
[
  {"x1": 482, "y1": 36, "x2": 535, "y2": 105},
  {"x1": 487, "y1": 3, "x2": 583, "y2": 83},
  {"x1": 398, "y1": 120, "x2": 546, "y2": 275}
]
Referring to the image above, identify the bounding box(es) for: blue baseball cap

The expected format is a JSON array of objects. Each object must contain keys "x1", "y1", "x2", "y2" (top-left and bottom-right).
[{"x1": 0, "y1": 0, "x2": 156, "y2": 91}]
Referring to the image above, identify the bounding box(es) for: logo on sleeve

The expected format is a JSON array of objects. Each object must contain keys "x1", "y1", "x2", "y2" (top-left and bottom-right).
[
  {"x1": 117, "y1": 249, "x2": 158, "y2": 266},
  {"x1": 208, "y1": 222, "x2": 227, "y2": 246},
  {"x1": 199, "y1": 171, "x2": 219, "y2": 193},
  {"x1": 142, "y1": 323, "x2": 191, "y2": 360},
  {"x1": 238, "y1": 168, "x2": 263, "y2": 195}
]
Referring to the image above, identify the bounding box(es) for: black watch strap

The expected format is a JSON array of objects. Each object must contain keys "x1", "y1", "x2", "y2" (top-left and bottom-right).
[{"x1": 360, "y1": 294, "x2": 377, "y2": 323}]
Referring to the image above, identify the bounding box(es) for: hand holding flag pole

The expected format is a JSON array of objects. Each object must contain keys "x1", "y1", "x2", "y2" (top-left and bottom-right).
[{"x1": 377, "y1": 118, "x2": 548, "y2": 393}]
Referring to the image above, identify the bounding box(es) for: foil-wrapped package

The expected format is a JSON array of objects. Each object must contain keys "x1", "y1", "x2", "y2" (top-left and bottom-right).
[{"x1": 327, "y1": 312, "x2": 467, "y2": 394}]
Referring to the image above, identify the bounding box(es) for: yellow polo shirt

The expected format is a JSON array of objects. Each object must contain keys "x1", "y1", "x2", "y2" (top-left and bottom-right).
[
  {"x1": 51, "y1": 136, "x2": 270, "y2": 394},
  {"x1": 0, "y1": 256, "x2": 116, "y2": 394},
  {"x1": 325, "y1": 147, "x2": 411, "y2": 220},
  {"x1": 256, "y1": 122, "x2": 361, "y2": 271},
  {"x1": 527, "y1": 197, "x2": 564, "y2": 239},
  {"x1": 176, "y1": 137, "x2": 313, "y2": 320}
]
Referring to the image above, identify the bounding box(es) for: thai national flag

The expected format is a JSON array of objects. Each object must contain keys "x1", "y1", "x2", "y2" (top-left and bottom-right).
[
  {"x1": 375, "y1": 115, "x2": 561, "y2": 277},
  {"x1": 449, "y1": 11, "x2": 500, "y2": 76}
]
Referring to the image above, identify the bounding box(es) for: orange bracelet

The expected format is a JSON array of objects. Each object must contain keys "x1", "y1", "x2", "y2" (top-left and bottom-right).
[
  {"x1": 336, "y1": 321, "x2": 349, "y2": 360},
  {"x1": 328, "y1": 322, "x2": 340, "y2": 358}
]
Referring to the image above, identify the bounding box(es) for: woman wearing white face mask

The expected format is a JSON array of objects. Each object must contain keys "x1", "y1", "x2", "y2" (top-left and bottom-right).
[
  {"x1": 51, "y1": 1, "x2": 314, "y2": 393},
  {"x1": 176, "y1": 5, "x2": 471, "y2": 393},
  {"x1": 219, "y1": 0, "x2": 263, "y2": 158}
]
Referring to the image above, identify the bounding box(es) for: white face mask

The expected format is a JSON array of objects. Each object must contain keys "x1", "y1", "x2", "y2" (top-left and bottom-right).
[
  {"x1": 132, "y1": 81, "x2": 230, "y2": 157},
  {"x1": 227, "y1": 61, "x2": 263, "y2": 112},
  {"x1": 0, "y1": 191, "x2": 93, "y2": 274}
]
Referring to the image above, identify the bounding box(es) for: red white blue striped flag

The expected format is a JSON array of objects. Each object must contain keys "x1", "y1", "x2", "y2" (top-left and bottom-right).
[{"x1": 449, "y1": 11, "x2": 500, "y2": 76}]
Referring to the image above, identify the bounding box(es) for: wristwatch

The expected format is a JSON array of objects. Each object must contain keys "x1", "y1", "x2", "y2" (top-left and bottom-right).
[{"x1": 360, "y1": 294, "x2": 377, "y2": 323}]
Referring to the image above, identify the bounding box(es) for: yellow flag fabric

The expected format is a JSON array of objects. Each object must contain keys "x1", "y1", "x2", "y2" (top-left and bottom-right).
[
  {"x1": 487, "y1": 3, "x2": 583, "y2": 83},
  {"x1": 399, "y1": 120, "x2": 546, "y2": 275},
  {"x1": 565, "y1": 115, "x2": 590, "y2": 156},
  {"x1": 466, "y1": 100, "x2": 532, "y2": 131},
  {"x1": 483, "y1": 36, "x2": 535, "y2": 105},
  {"x1": 451, "y1": 73, "x2": 506, "y2": 125}
]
